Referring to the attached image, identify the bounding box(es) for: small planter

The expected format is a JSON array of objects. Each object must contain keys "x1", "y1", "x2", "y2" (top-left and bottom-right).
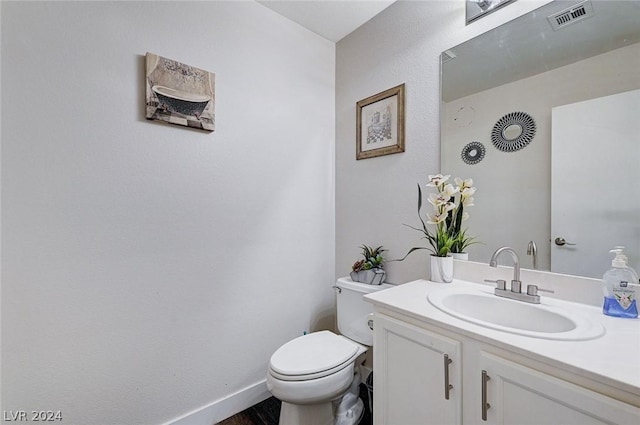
[
  {"x1": 350, "y1": 268, "x2": 386, "y2": 285},
  {"x1": 430, "y1": 255, "x2": 453, "y2": 283}
]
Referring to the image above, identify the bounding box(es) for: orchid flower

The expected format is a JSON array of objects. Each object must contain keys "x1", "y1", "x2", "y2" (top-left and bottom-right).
[
  {"x1": 427, "y1": 211, "x2": 448, "y2": 225},
  {"x1": 441, "y1": 183, "x2": 460, "y2": 198},
  {"x1": 460, "y1": 186, "x2": 476, "y2": 199},
  {"x1": 428, "y1": 193, "x2": 456, "y2": 212},
  {"x1": 455, "y1": 177, "x2": 473, "y2": 190},
  {"x1": 461, "y1": 196, "x2": 474, "y2": 207},
  {"x1": 427, "y1": 174, "x2": 450, "y2": 188},
  {"x1": 396, "y1": 176, "x2": 479, "y2": 260}
]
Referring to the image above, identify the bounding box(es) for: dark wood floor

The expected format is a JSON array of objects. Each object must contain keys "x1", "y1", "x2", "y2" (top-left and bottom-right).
[
  {"x1": 217, "y1": 396, "x2": 281, "y2": 425},
  {"x1": 217, "y1": 383, "x2": 373, "y2": 425}
]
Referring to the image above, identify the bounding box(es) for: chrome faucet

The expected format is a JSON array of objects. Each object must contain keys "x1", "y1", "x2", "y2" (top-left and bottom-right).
[
  {"x1": 489, "y1": 247, "x2": 521, "y2": 288},
  {"x1": 488, "y1": 246, "x2": 540, "y2": 304},
  {"x1": 527, "y1": 240, "x2": 538, "y2": 270}
]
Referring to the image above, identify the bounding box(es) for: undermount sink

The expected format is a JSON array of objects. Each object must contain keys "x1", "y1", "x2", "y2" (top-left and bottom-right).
[{"x1": 427, "y1": 287, "x2": 605, "y2": 341}]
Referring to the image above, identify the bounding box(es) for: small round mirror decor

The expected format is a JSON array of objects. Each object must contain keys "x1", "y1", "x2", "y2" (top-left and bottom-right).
[
  {"x1": 491, "y1": 111, "x2": 536, "y2": 152},
  {"x1": 502, "y1": 124, "x2": 523, "y2": 140},
  {"x1": 461, "y1": 141, "x2": 486, "y2": 165}
]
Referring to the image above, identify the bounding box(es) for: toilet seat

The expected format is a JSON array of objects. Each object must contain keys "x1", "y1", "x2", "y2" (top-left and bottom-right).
[{"x1": 269, "y1": 331, "x2": 364, "y2": 381}]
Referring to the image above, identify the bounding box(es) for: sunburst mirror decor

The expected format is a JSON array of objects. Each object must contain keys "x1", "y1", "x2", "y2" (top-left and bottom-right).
[
  {"x1": 461, "y1": 141, "x2": 486, "y2": 165},
  {"x1": 491, "y1": 111, "x2": 536, "y2": 152}
]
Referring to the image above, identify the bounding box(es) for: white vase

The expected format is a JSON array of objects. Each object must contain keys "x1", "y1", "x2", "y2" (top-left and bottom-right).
[
  {"x1": 451, "y1": 252, "x2": 469, "y2": 261},
  {"x1": 430, "y1": 255, "x2": 454, "y2": 283}
]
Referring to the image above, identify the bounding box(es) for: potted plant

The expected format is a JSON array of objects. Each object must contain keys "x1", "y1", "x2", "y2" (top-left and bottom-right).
[
  {"x1": 350, "y1": 245, "x2": 387, "y2": 285},
  {"x1": 397, "y1": 174, "x2": 477, "y2": 282}
]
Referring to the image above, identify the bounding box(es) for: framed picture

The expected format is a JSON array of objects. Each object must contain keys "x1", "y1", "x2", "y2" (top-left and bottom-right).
[
  {"x1": 145, "y1": 52, "x2": 215, "y2": 132},
  {"x1": 356, "y1": 84, "x2": 405, "y2": 160}
]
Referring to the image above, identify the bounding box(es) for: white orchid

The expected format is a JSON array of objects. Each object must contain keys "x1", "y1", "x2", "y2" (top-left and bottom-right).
[
  {"x1": 441, "y1": 183, "x2": 460, "y2": 198},
  {"x1": 427, "y1": 174, "x2": 450, "y2": 188},
  {"x1": 461, "y1": 186, "x2": 476, "y2": 198},
  {"x1": 427, "y1": 211, "x2": 448, "y2": 225},
  {"x1": 398, "y1": 175, "x2": 478, "y2": 259},
  {"x1": 461, "y1": 196, "x2": 474, "y2": 207},
  {"x1": 428, "y1": 193, "x2": 456, "y2": 212},
  {"x1": 455, "y1": 177, "x2": 474, "y2": 190}
]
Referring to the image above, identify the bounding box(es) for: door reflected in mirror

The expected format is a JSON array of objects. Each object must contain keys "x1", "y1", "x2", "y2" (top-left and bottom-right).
[{"x1": 441, "y1": 0, "x2": 640, "y2": 278}]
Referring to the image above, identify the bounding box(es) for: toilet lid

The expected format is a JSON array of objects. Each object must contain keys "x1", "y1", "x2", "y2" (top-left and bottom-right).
[{"x1": 269, "y1": 331, "x2": 359, "y2": 378}]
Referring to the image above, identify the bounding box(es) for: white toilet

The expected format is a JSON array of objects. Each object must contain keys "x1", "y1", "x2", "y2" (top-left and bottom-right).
[{"x1": 266, "y1": 277, "x2": 392, "y2": 425}]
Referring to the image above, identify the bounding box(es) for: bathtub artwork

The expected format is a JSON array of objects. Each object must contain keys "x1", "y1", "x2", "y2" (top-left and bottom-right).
[{"x1": 145, "y1": 52, "x2": 215, "y2": 131}]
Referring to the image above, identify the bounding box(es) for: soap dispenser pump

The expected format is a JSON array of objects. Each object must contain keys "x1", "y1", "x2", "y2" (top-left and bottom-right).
[
  {"x1": 602, "y1": 247, "x2": 638, "y2": 318},
  {"x1": 613, "y1": 245, "x2": 639, "y2": 284}
]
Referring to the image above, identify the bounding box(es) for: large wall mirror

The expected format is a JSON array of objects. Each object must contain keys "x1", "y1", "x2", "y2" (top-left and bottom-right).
[{"x1": 441, "y1": 0, "x2": 640, "y2": 279}]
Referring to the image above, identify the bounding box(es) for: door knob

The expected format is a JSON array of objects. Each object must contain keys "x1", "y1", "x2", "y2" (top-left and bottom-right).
[{"x1": 554, "y1": 237, "x2": 576, "y2": 246}]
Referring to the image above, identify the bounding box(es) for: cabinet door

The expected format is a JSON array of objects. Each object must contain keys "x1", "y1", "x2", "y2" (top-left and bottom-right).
[
  {"x1": 373, "y1": 314, "x2": 462, "y2": 425},
  {"x1": 479, "y1": 352, "x2": 640, "y2": 425}
]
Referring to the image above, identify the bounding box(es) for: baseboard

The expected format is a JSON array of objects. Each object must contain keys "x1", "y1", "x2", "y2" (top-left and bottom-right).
[{"x1": 164, "y1": 380, "x2": 272, "y2": 425}]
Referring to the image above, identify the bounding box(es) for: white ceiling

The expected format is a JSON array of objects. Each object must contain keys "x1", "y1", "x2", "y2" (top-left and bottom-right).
[{"x1": 257, "y1": 0, "x2": 397, "y2": 42}]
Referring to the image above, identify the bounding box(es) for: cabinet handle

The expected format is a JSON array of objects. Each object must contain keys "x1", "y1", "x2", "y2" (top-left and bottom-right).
[
  {"x1": 481, "y1": 370, "x2": 491, "y2": 421},
  {"x1": 443, "y1": 354, "x2": 453, "y2": 400}
]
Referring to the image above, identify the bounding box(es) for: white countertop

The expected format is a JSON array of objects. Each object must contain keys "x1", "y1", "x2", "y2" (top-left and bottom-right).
[{"x1": 364, "y1": 278, "x2": 640, "y2": 398}]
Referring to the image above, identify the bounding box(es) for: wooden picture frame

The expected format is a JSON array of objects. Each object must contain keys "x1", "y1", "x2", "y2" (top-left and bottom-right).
[{"x1": 356, "y1": 84, "x2": 405, "y2": 160}]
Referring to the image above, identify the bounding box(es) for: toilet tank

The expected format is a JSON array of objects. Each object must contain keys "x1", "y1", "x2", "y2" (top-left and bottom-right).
[{"x1": 335, "y1": 277, "x2": 394, "y2": 346}]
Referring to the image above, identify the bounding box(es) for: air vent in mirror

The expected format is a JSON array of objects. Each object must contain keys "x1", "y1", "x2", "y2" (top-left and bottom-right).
[{"x1": 548, "y1": 0, "x2": 594, "y2": 31}]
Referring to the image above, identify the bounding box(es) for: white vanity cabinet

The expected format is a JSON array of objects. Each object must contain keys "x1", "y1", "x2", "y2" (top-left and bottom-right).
[
  {"x1": 372, "y1": 310, "x2": 640, "y2": 425},
  {"x1": 373, "y1": 314, "x2": 462, "y2": 425},
  {"x1": 479, "y1": 352, "x2": 640, "y2": 425}
]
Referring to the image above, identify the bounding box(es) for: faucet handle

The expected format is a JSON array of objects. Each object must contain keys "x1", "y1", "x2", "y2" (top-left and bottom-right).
[
  {"x1": 484, "y1": 279, "x2": 506, "y2": 290},
  {"x1": 511, "y1": 280, "x2": 522, "y2": 293},
  {"x1": 528, "y1": 285, "x2": 555, "y2": 294},
  {"x1": 527, "y1": 284, "x2": 556, "y2": 296}
]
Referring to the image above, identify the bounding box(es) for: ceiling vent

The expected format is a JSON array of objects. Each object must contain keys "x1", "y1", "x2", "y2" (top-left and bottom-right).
[{"x1": 548, "y1": 0, "x2": 595, "y2": 31}]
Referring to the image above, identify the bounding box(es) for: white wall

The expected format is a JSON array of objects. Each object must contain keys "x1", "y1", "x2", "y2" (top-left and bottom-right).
[
  {"x1": 335, "y1": 0, "x2": 551, "y2": 285},
  {"x1": 443, "y1": 43, "x2": 640, "y2": 271},
  {"x1": 1, "y1": 2, "x2": 335, "y2": 424}
]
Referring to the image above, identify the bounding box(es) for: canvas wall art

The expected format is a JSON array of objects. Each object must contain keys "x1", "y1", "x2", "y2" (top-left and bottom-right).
[{"x1": 145, "y1": 52, "x2": 215, "y2": 132}]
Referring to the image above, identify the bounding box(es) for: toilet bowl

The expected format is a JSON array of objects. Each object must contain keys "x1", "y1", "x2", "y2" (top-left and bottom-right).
[{"x1": 266, "y1": 278, "x2": 392, "y2": 425}]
